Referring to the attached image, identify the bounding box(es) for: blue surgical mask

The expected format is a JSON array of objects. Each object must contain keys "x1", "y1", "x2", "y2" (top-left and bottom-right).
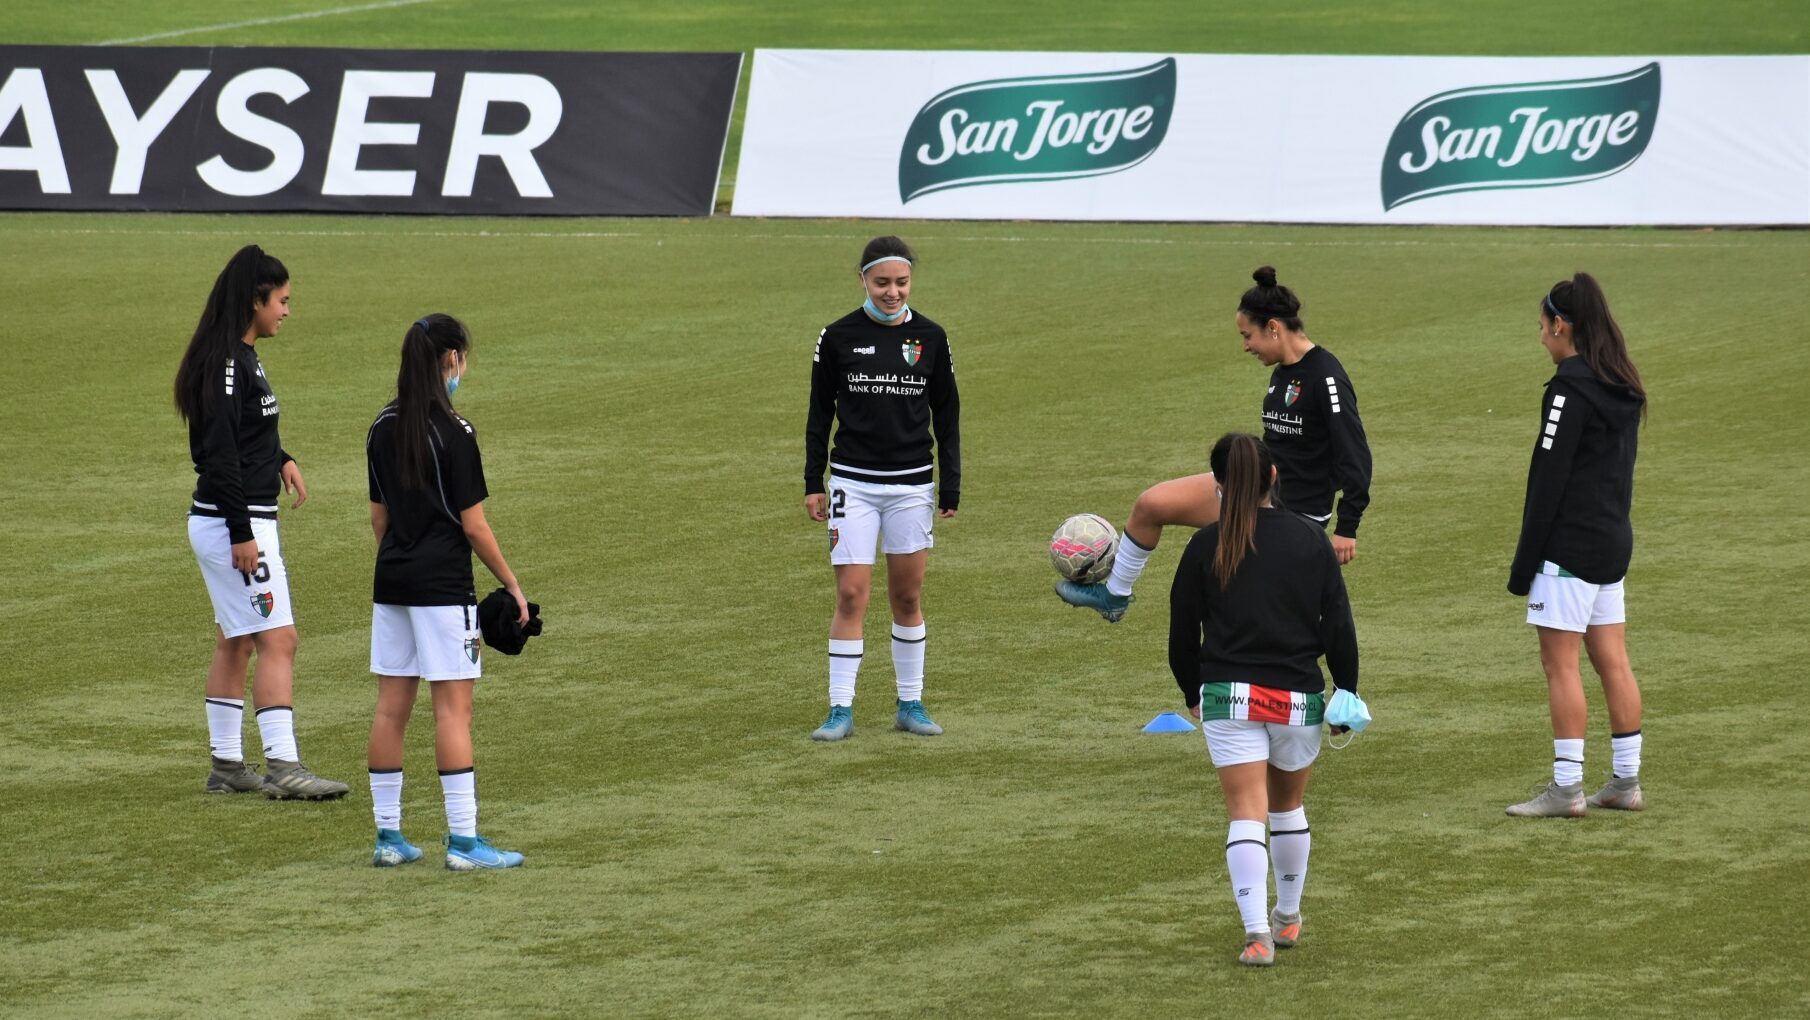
[
  {"x1": 446, "y1": 374, "x2": 461, "y2": 396},
  {"x1": 863, "y1": 295, "x2": 909, "y2": 323},
  {"x1": 1325, "y1": 688, "x2": 1371, "y2": 749}
]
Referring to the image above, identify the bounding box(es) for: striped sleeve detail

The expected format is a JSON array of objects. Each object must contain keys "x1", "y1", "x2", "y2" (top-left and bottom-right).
[
  {"x1": 1325, "y1": 375, "x2": 1341, "y2": 414},
  {"x1": 1541, "y1": 393, "x2": 1566, "y2": 450}
]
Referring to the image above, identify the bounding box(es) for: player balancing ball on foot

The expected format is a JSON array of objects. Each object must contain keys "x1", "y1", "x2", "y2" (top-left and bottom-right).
[
  {"x1": 803, "y1": 235, "x2": 961, "y2": 741},
  {"x1": 1050, "y1": 513, "x2": 1119, "y2": 585},
  {"x1": 176, "y1": 244, "x2": 347, "y2": 802},
  {"x1": 1055, "y1": 266, "x2": 1373, "y2": 624},
  {"x1": 364, "y1": 314, "x2": 529, "y2": 869}
]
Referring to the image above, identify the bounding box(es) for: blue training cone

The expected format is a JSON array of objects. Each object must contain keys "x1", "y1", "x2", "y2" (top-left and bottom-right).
[{"x1": 1142, "y1": 711, "x2": 1196, "y2": 733}]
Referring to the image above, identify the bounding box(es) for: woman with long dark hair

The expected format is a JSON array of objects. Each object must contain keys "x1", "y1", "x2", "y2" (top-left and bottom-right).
[
  {"x1": 1059, "y1": 266, "x2": 1371, "y2": 621},
  {"x1": 802, "y1": 236, "x2": 961, "y2": 741},
  {"x1": 1505, "y1": 273, "x2": 1648, "y2": 818},
  {"x1": 364, "y1": 314, "x2": 530, "y2": 869},
  {"x1": 1169, "y1": 432, "x2": 1358, "y2": 966},
  {"x1": 178, "y1": 244, "x2": 347, "y2": 801}
]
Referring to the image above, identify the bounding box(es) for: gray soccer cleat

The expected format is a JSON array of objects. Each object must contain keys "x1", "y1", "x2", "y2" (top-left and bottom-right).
[
  {"x1": 1505, "y1": 781, "x2": 1586, "y2": 818},
  {"x1": 1270, "y1": 908, "x2": 1302, "y2": 948},
  {"x1": 205, "y1": 756, "x2": 263, "y2": 794},
  {"x1": 1238, "y1": 931, "x2": 1276, "y2": 967},
  {"x1": 1586, "y1": 775, "x2": 1645, "y2": 811},
  {"x1": 262, "y1": 759, "x2": 350, "y2": 801}
]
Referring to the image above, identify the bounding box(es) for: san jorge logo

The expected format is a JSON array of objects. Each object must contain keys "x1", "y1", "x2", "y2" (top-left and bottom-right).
[
  {"x1": 898, "y1": 58, "x2": 1176, "y2": 203},
  {"x1": 1382, "y1": 62, "x2": 1660, "y2": 211}
]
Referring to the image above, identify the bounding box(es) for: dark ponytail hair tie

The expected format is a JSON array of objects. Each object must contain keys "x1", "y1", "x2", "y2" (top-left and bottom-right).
[{"x1": 414, "y1": 318, "x2": 431, "y2": 334}]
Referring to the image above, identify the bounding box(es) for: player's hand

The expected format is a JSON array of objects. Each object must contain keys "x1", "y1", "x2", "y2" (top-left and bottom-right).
[
  {"x1": 282, "y1": 460, "x2": 308, "y2": 509},
  {"x1": 805, "y1": 493, "x2": 828, "y2": 522},
  {"x1": 1331, "y1": 535, "x2": 1356, "y2": 564},
  {"x1": 507, "y1": 584, "x2": 530, "y2": 626},
  {"x1": 938, "y1": 508, "x2": 957, "y2": 519},
  {"x1": 1188, "y1": 702, "x2": 1201, "y2": 721},
  {"x1": 231, "y1": 539, "x2": 260, "y2": 574}
]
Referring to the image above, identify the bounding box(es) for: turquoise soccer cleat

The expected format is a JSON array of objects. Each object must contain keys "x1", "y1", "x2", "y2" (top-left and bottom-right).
[
  {"x1": 372, "y1": 828, "x2": 423, "y2": 867},
  {"x1": 444, "y1": 834, "x2": 524, "y2": 871},
  {"x1": 1054, "y1": 580, "x2": 1132, "y2": 623},
  {"x1": 895, "y1": 699, "x2": 943, "y2": 736},
  {"x1": 811, "y1": 705, "x2": 854, "y2": 742}
]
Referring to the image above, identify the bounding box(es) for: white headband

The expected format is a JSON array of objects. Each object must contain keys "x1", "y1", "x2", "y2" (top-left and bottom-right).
[{"x1": 861, "y1": 255, "x2": 912, "y2": 274}]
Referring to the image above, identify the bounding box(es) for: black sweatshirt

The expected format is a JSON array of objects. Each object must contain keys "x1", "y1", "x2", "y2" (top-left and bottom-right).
[
  {"x1": 187, "y1": 342, "x2": 293, "y2": 544},
  {"x1": 1508, "y1": 356, "x2": 1645, "y2": 596},
  {"x1": 1169, "y1": 508, "x2": 1359, "y2": 707},
  {"x1": 805, "y1": 308, "x2": 961, "y2": 510},
  {"x1": 1260, "y1": 346, "x2": 1372, "y2": 537}
]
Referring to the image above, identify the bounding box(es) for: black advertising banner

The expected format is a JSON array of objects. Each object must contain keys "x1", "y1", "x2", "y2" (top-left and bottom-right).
[{"x1": 0, "y1": 45, "x2": 741, "y2": 215}]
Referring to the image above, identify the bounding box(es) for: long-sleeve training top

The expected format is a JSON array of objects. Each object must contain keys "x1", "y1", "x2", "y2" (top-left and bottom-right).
[
  {"x1": 1508, "y1": 355, "x2": 1644, "y2": 596},
  {"x1": 1169, "y1": 508, "x2": 1359, "y2": 708},
  {"x1": 804, "y1": 308, "x2": 961, "y2": 511},
  {"x1": 1261, "y1": 345, "x2": 1372, "y2": 537},
  {"x1": 188, "y1": 342, "x2": 292, "y2": 544}
]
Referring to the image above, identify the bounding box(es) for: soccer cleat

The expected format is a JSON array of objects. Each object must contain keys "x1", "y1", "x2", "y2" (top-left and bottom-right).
[
  {"x1": 445, "y1": 834, "x2": 524, "y2": 871},
  {"x1": 1054, "y1": 580, "x2": 1132, "y2": 623},
  {"x1": 811, "y1": 705, "x2": 854, "y2": 742},
  {"x1": 1238, "y1": 931, "x2": 1276, "y2": 967},
  {"x1": 1505, "y1": 781, "x2": 1586, "y2": 818},
  {"x1": 261, "y1": 759, "x2": 350, "y2": 801},
  {"x1": 1270, "y1": 909, "x2": 1302, "y2": 948},
  {"x1": 1586, "y1": 775, "x2": 1645, "y2": 811},
  {"x1": 895, "y1": 699, "x2": 944, "y2": 736},
  {"x1": 372, "y1": 828, "x2": 423, "y2": 867},
  {"x1": 205, "y1": 756, "x2": 263, "y2": 794}
]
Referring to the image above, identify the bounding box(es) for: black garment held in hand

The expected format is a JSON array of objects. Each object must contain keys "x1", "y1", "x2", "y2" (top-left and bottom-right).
[
  {"x1": 478, "y1": 588, "x2": 542, "y2": 655},
  {"x1": 1169, "y1": 508, "x2": 1359, "y2": 709},
  {"x1": 188, "y1": 343, "x2": 293, "y2": 544},
  {"x1": 1508, "y1": 355, "x2": 1645, "y2": 596},
  {"x1": 804, "y1": 308, "x2": 961, "y2": 511},
  {"x1": 1260, "y1": 346, "x2": 1371, "y2": 538}
]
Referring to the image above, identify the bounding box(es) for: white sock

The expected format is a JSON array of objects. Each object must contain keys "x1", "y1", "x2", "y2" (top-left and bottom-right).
[
  {"x1": 1268, "y1": 808, "x2": 1310, "y2": 916},
  {"x1": 1553, "y1": 738, "x2": 1584, "y2": 787},
  {"x1": 1105, "y1": 531, "x2": 1154, "y2": 598},
  {"x1": 892, "y1": 622, "x2": 926, "y2": 702},
  {"x1": 829, "y1": 638, "x2": 863, "y2": 707},
  {"x1": 1611, "y1": 730, "x2": 1642, "y2": 779},
  {"x1": 370, "y1": 769, "x2": 403, "y2": 831},
  {"x1": 256, "y1": 705, "x2": 298, "y2": 763},
  {"x1": 1225, "y1": 819, "x2": 1270, "y2": 934},
  {"x1": 440, "y1": 768, "x2": 477, "y2": 837},
  {"x1": 205, "y1": 697, "x2": 244, "y2": 761}
]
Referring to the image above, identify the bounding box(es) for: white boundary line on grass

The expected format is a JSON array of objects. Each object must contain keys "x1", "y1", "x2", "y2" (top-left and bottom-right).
[
  {"x1": 93, "y1": 0, "x2": 442, "y2": 46},
  {"x1": 0, "y1": 226, "x2": 1780, "y2": 250}
]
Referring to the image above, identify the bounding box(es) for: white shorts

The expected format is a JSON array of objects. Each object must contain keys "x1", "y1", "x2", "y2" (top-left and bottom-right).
[
  {"x1": 827, "y1": 475, "x2": 935, "y2": 565},
  {"x1": 189, "y1": 515, "x2": 293, "y2": 638},
  {"x1": 1202, "y1": 719, "x2": 1322, "y2": 771},
  {"x1": 371, "y1": 603, "x2": 483, "y2": 681},
  {"x1": 1526, "y1": 561, "x2": 1626, "y2": 633}
]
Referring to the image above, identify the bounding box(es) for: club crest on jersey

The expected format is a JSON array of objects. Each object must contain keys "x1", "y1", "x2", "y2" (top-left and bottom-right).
[
  {"x1": 464, "y1": 637, "x2": 482, "y2": 664},
  {"x1": 250, "y1": 592, "x2": 274, "y2": 618},
  {"x1": 1284, "y1": 380, "x2": 1301, "y2": 407},
  {"x1": 902, "y1": 340, "x2": 923, "y2": 367}
]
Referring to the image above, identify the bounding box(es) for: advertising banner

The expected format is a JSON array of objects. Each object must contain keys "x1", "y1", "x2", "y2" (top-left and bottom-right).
[
  {"x1": 732, "y1": 50, "x2": 1810, "y2": 225},
  {"x1": 0, "y1": 45, "x2": 741, "y2": 215}
]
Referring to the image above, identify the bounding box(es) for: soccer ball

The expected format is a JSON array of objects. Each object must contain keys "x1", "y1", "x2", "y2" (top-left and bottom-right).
[{"x1": 1050, "y1": 513, "x2": 1119, "y2": 584}]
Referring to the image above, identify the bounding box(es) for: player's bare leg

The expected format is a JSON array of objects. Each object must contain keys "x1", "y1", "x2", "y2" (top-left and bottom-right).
[
  {"x1": 1584, "y1": 623, "x2": 1645, "y2": 809},
  {"x1": 886, "y1": 550, "x2": 940, "y2": 735}
]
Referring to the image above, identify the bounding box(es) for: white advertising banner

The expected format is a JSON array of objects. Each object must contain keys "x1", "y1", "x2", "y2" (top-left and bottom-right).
[{"x1": 732, "y1": 50, "x2": 1810, "y2": 225}]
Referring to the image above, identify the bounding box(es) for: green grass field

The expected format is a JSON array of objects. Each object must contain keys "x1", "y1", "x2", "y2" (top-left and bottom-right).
[{"x1": 4, "y1": 4, "x2": 1810, "y2": 1019}]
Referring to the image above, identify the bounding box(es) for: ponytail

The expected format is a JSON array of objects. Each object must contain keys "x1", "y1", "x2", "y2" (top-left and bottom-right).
[
  {"x1": 394, "y1": 313, "x2": 471, "y2": 491},
  {"x1": 1544, "y1": 272, "x2": 1646, "y2": 417},
  {"x1": 174, "y1": 245, "x2": 288, "y2": 422},
  {"x1": 1208, "y1": 432, "x2": 1276, "y2": 588}
]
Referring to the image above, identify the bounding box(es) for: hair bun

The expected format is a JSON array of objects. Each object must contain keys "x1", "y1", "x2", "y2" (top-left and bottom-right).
[{"x1": 1252, "y1": 266, "x2": 1278, "y2": 289}]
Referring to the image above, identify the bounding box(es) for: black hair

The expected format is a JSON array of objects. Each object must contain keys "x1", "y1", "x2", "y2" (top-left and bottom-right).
[
  {"x1": 1236, "y1": 265, "x2": 1304, "y2": 332},
  {"x1": 1543, "y1": 272, "x2": 1646, "y2": 417},
  {"x1": 1207, "y1": 432, "x2": 1277, "y2": 588},
  {"x1": 859, "y1": 235, "x2": 916, "y2": 273},
  {"x1": 394, "y1": 313, "x2": 472, "y2": 492},
  {"x1": 174, "y1": 245, "x2": 288, "y2": 422}
]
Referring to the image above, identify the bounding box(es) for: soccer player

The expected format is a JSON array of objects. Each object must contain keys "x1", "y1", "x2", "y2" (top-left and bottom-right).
[
  {"x1": 1505, "y1": 274, "x2": 1648, "y2": 818},
  {"x1": 364, "y1": 314, "x2": 531, "y2": 869},
  {"x1": 1169, "y1": 433, "x2": 1358, "y2": 967},
  {"x1": 176, "y1": 245, "x2": 347, "y2": 801},
  {"x1": 1057, "y1": 266, "x2": 1372, "y2": 620},
  {"x1": 803, "y1": 236, "x2": 961, "y2": 741}
]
